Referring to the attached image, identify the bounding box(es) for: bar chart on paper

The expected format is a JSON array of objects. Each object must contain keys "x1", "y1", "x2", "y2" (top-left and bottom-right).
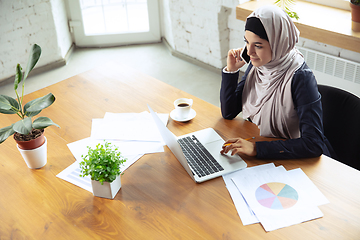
[{"x1": 255, "y1": 182, "x2": 299, "y2": 210}]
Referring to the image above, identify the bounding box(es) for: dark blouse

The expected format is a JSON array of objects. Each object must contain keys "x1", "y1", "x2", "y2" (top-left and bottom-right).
[{"x1": 220, "y1": 62, "x2": 335, "y2": 159}]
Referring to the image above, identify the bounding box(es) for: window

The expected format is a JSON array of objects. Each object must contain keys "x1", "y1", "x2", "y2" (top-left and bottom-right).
[
  {"x1": 303, "y1": 0, "x2": 350, "y2": 11},
  {"x1": 80, "y1": 0, "x2": 150, "y2": 36}
]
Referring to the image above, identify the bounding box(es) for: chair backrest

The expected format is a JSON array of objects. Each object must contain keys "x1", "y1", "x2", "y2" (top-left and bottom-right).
[{"x1": 318, "y1": 85, "x2": 360, "y2": 170}]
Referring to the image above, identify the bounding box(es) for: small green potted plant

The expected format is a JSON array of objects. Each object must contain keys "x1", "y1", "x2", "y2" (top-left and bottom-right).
[
  {"x1": 79, "y1": 141, "x2": 127, "y2": 199},
  {"x1": 351, "y1": 0, "x2": 360, "y2": 31},
  {"x1": 0, "y1": 44, "x2": 59, "y2": 168}
]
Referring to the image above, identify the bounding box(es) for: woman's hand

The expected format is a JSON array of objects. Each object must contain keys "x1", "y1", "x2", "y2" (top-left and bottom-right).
[
  {"x1": 221, "y1": 138, "x2": 257, "y2": 157},
  {"x1": 226, "y1": 48, "x2": 246, "y2": 72}
]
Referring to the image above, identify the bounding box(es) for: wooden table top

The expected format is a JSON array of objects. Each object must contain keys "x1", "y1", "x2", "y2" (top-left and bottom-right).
[{"x1": 1, "y1": 62, "x2": 359, "y2": 239}]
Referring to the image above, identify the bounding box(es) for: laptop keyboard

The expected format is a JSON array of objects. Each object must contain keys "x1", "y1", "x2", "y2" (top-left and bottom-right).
[{"x1": 178, "y1": 135, "x2": 224, "y2": 178}]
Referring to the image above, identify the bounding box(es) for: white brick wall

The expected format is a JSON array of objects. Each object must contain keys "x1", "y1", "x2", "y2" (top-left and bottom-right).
[
  {"x1": 2, "y1": 0, "x2": 359, "y2": 87},
  {"x1": 160, "y1": 0, "x2": 360, "y2": 71},
  {"x1": 51, "y1": 0, "x2": 72, "y2": 58},
  {"x1": 162, "y1": 0, "x2": 233, "y2": 69},
  {"x1": 0, "y1": 0, "x2": 72, "y2": 82},
  {"x1": 159, "y1": 0, "x2": 360, "y2": 96}
]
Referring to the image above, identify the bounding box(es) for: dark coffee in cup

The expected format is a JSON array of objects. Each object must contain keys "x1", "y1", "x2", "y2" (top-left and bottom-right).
[{"x1": 178, "y1": 103, "x2": 189, "y2": 107}]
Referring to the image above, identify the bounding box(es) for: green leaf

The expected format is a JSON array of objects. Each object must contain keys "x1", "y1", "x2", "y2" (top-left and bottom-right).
[
  {"x1": 25, "y1": 109, "x2": 42, "y2": 117},
  {"x1": 274, "y1": 0, "x2": 299, "y2": 20},
  {"x1": 288, "y1": 11, "x2": 299, "y2": 20},
  {"x1": 0, "y1": 95, "x2": 13, "y2": 110},
  {"x1": 32, "y1": 116, "x2": 60, "y2": 129},
  {"x1": 13, "y1": 118, "x2": 32, "y2": 135},
  {"x1": 0, "y1": 95, "x2": 20, "y2": 114},
  {"x1": 24, "y1": 93, "x2": 55, "y2": 113},
  {"x1": 79, "y1": 141, "x2": 127, "y2": 182},
  {"x1": 0, "y1": 125, "x2": 16, "y2": 144},
  {"x1": 23, "y1": 44, "x2": 41, "y2": 80},
  {"x1": 14, "y1": 64, "x2": 23, "y2": 91}
]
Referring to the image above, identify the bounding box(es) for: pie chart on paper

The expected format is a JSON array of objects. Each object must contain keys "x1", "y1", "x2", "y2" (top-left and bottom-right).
[{"x1": 255, "y1": 182, "x2": 299, "y2": 210}]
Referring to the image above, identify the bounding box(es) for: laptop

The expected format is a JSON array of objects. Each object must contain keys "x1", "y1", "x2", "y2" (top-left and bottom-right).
[{"x1": 148, "y1": 105, "x2": 247, "y2": 183}]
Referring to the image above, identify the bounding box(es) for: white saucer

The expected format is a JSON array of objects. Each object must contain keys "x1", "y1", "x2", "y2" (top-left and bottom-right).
[{"x1": 170, "y1": 109, "x2": 196, "y2": 122}]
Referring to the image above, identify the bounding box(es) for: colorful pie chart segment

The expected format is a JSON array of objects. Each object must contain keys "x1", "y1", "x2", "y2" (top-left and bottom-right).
[{"x1": 255, "y1": 182, "x2": 298, "y2": 210}]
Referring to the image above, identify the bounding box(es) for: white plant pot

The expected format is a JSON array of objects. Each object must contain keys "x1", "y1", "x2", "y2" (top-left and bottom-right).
[
  {"x1": 91, "y1": 174, "x2": 121, "y2": 199},
  {"x1": 17, "y1": 137, "x2": 47, "y2": 169}
]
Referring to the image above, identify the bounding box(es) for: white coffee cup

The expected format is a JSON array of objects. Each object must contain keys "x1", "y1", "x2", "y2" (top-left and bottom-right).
[{"x1": 174, "y1": 98, "x2": 193, "y2": 119}]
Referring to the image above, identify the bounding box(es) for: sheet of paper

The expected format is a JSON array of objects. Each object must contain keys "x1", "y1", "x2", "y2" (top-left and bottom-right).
[
  {"x1": 57, "y1": 161, "x2": 92, "y2": 192},
  {"x1": 59, "y1": 111, "x2": 169, "y2": 193},
  {"x1": 90, "y1": 112, "x2": 168, "y2": 142},
  {"x1": 222, "y1": 163, "x2": 276, "y2": 225},
  {"x1": 287, "y1": 168, "x2": 329, "y2": 206},
  {"x1": 67, "y1": 137, "x2": 164, "y2": 161},
  {"x1": 57, "y1": 154, "x2": 143, "y2": 193},
  {"x1": 232, "y1": 167, "x2": 324, "y2": 232}
]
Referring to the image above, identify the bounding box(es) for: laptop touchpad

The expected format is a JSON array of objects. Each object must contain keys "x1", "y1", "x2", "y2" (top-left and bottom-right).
[{"x1": 204, "y1": 140, "x2": 242, "y2": 164}]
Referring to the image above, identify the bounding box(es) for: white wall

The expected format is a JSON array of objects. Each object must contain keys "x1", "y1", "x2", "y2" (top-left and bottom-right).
[
  {"x1": 159, "y1": 0, "x2": 236, "y2": 69},
  {"x1": 159, "y1": 0, "x2": 360, "y2": 67},
  {"x1": 160, "y1": 0, "x2": 175, "y2": 49},
  {"x1": 51, "y1": 0, "x2": 73, "y2": 58},
  {"x1": 159, "y1": 0, "x2": 360, "y2": 96},
  {"x1": 0, "y1": 0, "x2": 72, "y2": 82},
  {"x1": 1, "y1": 0, "x2": 359, "y2": 93}
]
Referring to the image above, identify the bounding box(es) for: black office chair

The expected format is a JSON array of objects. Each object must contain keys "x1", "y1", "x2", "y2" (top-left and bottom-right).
[{"x1": 318, "y1": 84, "x2": 360, "y2": 170}]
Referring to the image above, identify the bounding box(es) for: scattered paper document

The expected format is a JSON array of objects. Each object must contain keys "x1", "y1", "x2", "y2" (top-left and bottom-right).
[
  {"x1": 223, "y1": 163, "x2": 276, "y2": 225},
  {"x1": 57, "y1": 161, "x2": 92, "y2": 192},
  {"x1": 90, "y1": 112, "x2": 168, "y2": 142},
  {"x1": 67, "y1": 137, "x2": 164, "y2": 161},
  {"x1": 58, "y1": 111, "x2": 170, "y2": 193},
  {"x1": 57, "y1": 154, "x2": 143, "y2": 193},
  {"x1": 286, "y1": 168, "x2": 329, "y2": 206},
  {"x1": 224, "y1": 163, "x2": 329, "y2": 232}
]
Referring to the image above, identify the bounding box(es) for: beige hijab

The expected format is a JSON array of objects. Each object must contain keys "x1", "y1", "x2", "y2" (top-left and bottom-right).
[{"x1": 242, "y1": 5, "x2": 304, "y2": 139}]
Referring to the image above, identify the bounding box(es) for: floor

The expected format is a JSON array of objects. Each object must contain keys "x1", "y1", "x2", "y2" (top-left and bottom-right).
[{"x1": 0, "y1": 42, "x2": 223, "y2": 107}]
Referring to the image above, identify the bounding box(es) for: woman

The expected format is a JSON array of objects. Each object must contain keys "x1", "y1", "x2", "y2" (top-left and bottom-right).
[{"x1": 220, "y1": 5, "x2": 334, "y2": 159}]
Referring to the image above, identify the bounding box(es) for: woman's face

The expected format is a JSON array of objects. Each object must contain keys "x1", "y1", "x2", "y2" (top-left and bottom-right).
[{"x1": 244, "y1": 30, "x2": 272, "y2": 67}]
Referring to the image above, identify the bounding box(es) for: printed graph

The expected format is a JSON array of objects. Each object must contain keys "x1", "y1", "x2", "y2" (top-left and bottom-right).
[{"x1": 255, "y1": 182, "x2": 298, "y2": 210}]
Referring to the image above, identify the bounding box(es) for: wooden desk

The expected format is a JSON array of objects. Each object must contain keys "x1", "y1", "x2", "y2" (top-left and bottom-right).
[{"x1": 1, "y1": 62, "x2": 359, "y2": 239}]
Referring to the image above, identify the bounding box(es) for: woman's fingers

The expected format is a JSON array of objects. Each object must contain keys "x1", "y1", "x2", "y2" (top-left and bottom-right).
[
  {"x1": 221, "y1": 138, "x2": 257, "y2": 157},
  {"x1": 230, "y1": 48, "x2": 242, "y2": 61}
]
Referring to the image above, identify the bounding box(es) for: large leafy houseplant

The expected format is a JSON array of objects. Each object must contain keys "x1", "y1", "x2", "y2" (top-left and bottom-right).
[
  {"x1": 80, "y1": 141, "x2": 127, "y2": 185},
  {"x1": 0, "y1": 44, "x2": 59, "y2": 145}
]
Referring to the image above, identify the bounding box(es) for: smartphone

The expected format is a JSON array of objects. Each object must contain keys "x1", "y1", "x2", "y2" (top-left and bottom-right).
[{"x1": 240, "y1": 45, "x2": 250, "y2": 64}]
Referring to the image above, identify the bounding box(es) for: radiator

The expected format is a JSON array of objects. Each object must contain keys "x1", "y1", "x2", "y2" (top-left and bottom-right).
[{"x1": 297, "y1": 46, "x2": 360, "y2": 97}]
